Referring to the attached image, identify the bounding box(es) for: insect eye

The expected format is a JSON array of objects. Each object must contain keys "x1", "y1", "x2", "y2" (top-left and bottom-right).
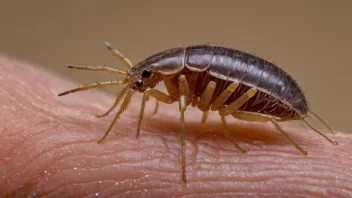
[
  {"x1": 141, "y1": 69, "x2": 152, "y2": 78},
  {"x1": 135, "y1": 79, "x2": 143, "y2": 87}
]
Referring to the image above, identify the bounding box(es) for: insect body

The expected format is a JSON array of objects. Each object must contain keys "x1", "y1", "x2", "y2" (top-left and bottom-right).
[{"x1": 58, "y1": 42, "x2": 338, "y2": 183}]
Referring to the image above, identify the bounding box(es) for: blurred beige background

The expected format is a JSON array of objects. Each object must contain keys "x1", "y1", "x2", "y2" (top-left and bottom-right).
[{"x1": 0, "y1": 1, "x2": 351, "y2": 132}]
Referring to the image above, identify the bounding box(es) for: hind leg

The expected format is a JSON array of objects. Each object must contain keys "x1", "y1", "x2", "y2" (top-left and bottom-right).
[
  {"x1": 270, "y1": 118, "x2": 308, "y2": 155},
  {"x1": 221, "y1": 116, "x2": 247, "y2": 153},
  {"x1": 232, "y1": 111, "x2": 308, "y2": 155},
  {"x1": 216, "y1": 88, "x2": 257, "y2": 152}
]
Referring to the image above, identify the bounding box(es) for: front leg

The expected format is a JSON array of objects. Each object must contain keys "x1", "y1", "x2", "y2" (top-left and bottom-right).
[{"x1": 136, "y1": 88, "x2": 175, "y2": 138}]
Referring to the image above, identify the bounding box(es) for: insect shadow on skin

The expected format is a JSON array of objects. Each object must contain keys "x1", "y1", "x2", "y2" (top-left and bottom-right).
[
  {"x1": 147, "y1": 112, "x2": 290, "y2": 146},
  {"x1": 58, "y1": 41, "x2": 338, "y2": 184}
]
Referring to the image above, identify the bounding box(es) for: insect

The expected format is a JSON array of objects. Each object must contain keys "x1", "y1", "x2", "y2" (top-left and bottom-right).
[{"x1": 58, "y1": 42, "x2": 338, "y2": 183}]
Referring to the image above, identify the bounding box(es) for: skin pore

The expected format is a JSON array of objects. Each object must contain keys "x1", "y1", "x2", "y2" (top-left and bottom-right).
[{"x1": 0, "y1": 56, "x2": 351, "y2": 197}]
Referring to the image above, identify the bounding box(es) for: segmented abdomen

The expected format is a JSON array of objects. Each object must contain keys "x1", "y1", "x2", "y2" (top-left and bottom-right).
[{"x1": 184, "y1": 45, "x2": 307, "y2": 116}]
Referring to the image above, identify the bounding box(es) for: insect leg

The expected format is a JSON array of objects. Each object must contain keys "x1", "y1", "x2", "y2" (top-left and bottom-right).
[
  {"x1": 218, "y1": 88, "x2": 257, "y2": 116},
  {"x1": 198, "y1": 81, "x2": 216, "y2": 123},
  {"x1": 104, "y1": 41, "x2": 133, "y2": 69},
  {"x1": 137, "y1": 93, "x2": 150, "y2": 138},
  {"x1": 211, "y1": 82, "x2": 239, "y2": 111},
  {"x1": 178, "y1": 75, "x2": 189, "y2": 183},
  {"x1": 151, "y1": 100, "x2": 159, "y2": 116},
  {"x1": 221, "y1": 116, "x2": 246, "y2": 153},
  {"x1": 197, "y1": 81, "x2": 216, "y2": 111},
  {"x1": 66, "y1": 64, "x2": 128, "y2": 76},
  {"x1": 201, "y1": 111, "x2": 209, "y2": 123},
  {"x1": 302, "y1": 120, "x2": 338, "y2": 145},
  {"x1": 270, "y1": 118, "x2": 308, "y2": 155},
  {"x1": 308, "y1": 111, "x2": 336, "y2": 135},
  {"x1": 232, "y1": 111, "x2": 308, "y2": 155},
  {"x1": 95, "y1": 86, "x2": 130, "y2": 118},
  {"x1": 58, "y1": 80, "x2": 125, "y2": 96},
  {"x1": 136, "y1": 89, "x2": 175, "y2": 138},
  {"x1": 97, "y1": 89, "x2": 135, "y2": 143}
]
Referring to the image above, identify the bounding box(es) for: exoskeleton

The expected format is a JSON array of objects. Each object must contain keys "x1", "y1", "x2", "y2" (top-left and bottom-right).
[{"x1": 59, "y1": 42, "x2": 338, "y2": 183}]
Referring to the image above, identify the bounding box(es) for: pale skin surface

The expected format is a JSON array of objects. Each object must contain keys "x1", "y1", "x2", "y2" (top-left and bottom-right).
[{"x1": 0, "y1": 56, "x2": 352, "y2": 197}]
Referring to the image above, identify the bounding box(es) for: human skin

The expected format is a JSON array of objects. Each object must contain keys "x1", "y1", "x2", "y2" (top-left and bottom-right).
[{"x1": 0, "y1": 56, "x2": 351, "y2": 198}]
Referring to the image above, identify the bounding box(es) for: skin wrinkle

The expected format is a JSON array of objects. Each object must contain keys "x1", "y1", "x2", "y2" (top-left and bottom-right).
[
  {"x1": 180, "y1": 184, "x2": 321, "y2": 197},
  {"x1": 207, "y1": 182, "x2": 327, "y2": 195},
  {"x1": 52, "y1": 180, "x2": 126, "y2": 196},
  {"x1": 1, "y1": 56, "x2": 352, "y2": 197},
  {"x1": 14, "y1": 139, "x2": 98, "y2": 179},
  {"x1": 33, "y1": 147, "x2": 179, "y2": 192},
  {"x1": 34, "y1": 146, "x2": 165, "y2": 182},
  {"x1": 39, "y1": 171, "x2": 133, "y2": 197},
  {"x1": 2, "y1": 124, "x2": 62, "y2": 160},
  {"x1": 95, "y1": 180, "x2": 176, "y2": 197},
  {"x1": 56, "y1": 156, "x2": 176, "y2": 174},
  {"x1": 90, "y1": 179, "x2": 149, "y2": 194},
  {"x1": 45, "y1": 143, "x2": 170, "y2": 169},
  {"x1": 41, "y1": 181, "x2": 122, "y2": 198},
  {"x1": 0, "y1": 120, "x2": 50, "y2": 138},
  {"x1": 4, "y1": 132, "x2": 135, "y2": 189},
  {"x1": 1, "y1": 128, "x2": 60, "y2": 166},
  {"x1": 194, "y1": 161, "x2": 351, "y2": 179},
  {"x1": 3, "y1": 84, "x2": 57, "y2": 123},
  {"x1": 0, "y1": 123, "x2": 56, "y2": 162},
  {"x1": 183, "y1": 193, "x2": 311, "y2": 198},
  {"x1": 7, "y1": 130, "x2": 93, "y2": 164},
  {"x1": 271, "y1": 179, "x2": 351, "y2": 192}
]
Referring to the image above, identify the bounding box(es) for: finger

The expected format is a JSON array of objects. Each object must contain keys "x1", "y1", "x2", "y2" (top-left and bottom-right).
[{"x1": 1, "y1": 56, "x2": 351, "y2": 197}]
